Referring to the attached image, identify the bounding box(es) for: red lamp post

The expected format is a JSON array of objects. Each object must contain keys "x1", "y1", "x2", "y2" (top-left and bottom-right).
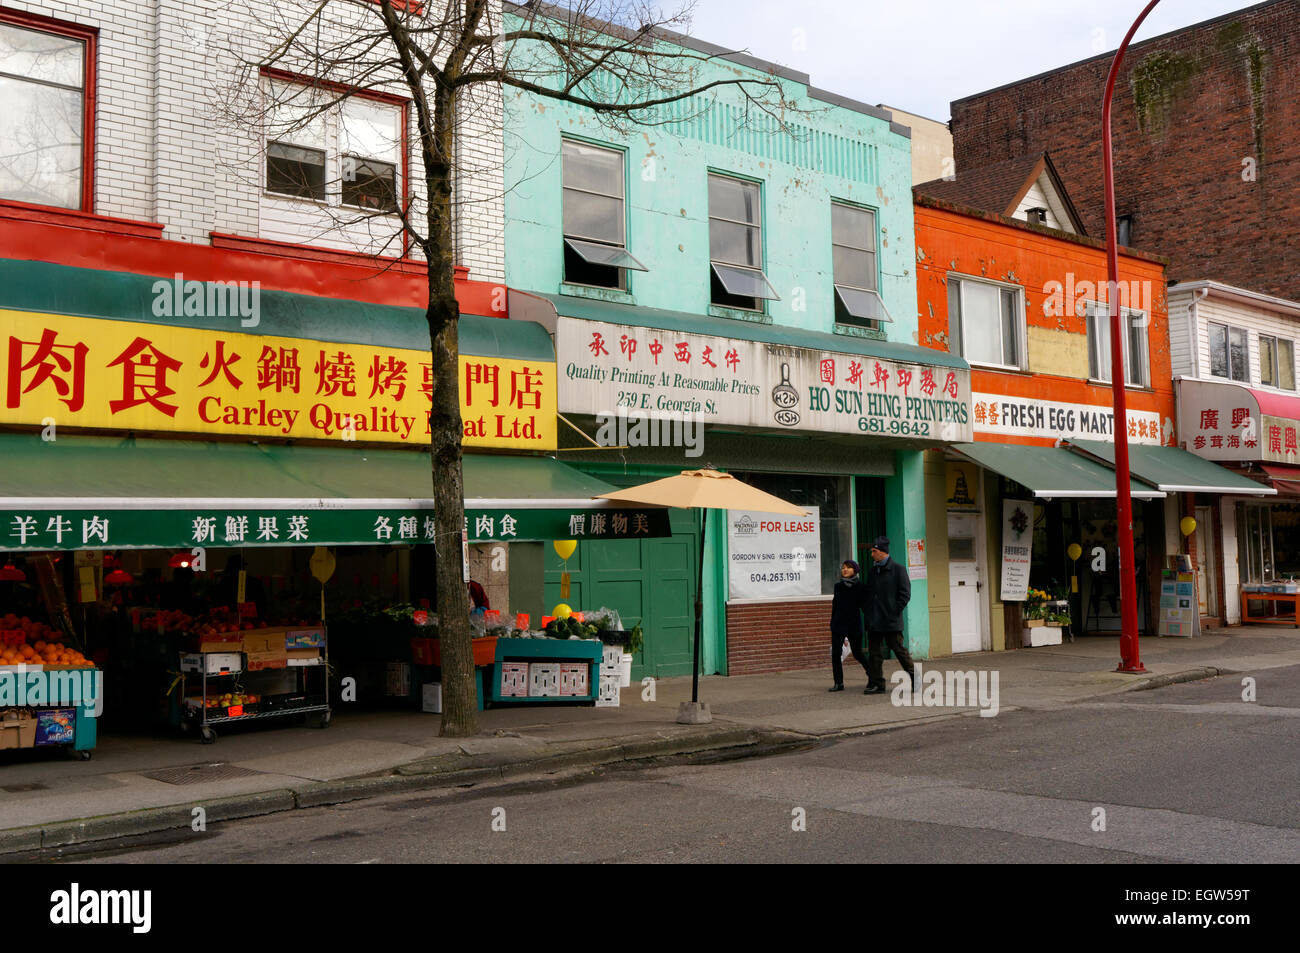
[{"x1": 1103, "y1": 0, "x2": 1160, "y2": 673}]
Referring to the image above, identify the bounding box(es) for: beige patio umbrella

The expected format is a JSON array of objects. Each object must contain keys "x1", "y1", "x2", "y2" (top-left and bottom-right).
[{"x1": 597, "y1": 468, "x2": 808, "y2": 724}]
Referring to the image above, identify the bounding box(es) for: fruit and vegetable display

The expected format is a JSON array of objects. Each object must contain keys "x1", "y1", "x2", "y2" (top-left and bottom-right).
[
  {"x1": 0, "y1": 614, "x2": 92, "y2": 667},
  {"x1": 544, "y1": 616, "x2": 600, "y2": 639}
]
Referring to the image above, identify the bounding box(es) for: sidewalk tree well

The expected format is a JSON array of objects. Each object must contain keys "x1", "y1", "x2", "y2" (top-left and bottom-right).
[{"x1": 214, "y1": 0, "x2": 799, "y2": 736}]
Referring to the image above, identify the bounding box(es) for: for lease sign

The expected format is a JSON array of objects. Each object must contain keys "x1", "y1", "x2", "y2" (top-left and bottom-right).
[{"x1": 728, "y1": 507, "x2": 821, "y2": 600}]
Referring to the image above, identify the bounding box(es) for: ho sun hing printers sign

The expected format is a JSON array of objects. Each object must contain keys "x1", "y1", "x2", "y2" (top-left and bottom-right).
[
  {"x1": 558, "y1": 317, "x2": 972, "y2": 441},
  {"x1": 728, "y1": 507, "x2": 821, "y2": 600}
]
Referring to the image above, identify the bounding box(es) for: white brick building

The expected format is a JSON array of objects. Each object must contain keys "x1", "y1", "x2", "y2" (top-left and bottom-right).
[{"x1": 0, "y1": 0, "x2": 504, "y2": 280}]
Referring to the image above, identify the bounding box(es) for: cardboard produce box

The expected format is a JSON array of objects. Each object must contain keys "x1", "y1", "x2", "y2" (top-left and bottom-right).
[
  {"x1": 0, "y1": 709, "x2": 37, "y2": 749},
  {"x1": 245, "y1": 646, "x2": 288, "y2": 671}
]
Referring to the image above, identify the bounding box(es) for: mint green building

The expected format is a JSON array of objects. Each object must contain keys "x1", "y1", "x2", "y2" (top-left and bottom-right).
[{"x1": 503, "y1": 11, "x2": 972, "y2": 678}]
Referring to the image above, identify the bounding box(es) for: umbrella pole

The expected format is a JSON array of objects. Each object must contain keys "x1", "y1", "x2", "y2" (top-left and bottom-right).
[
  {"x1": 692, "y1": 508, "x2": 705, "y2": 703},
  {"x1": 678, "y1": 507, "x2": 712, "y2": 724}
]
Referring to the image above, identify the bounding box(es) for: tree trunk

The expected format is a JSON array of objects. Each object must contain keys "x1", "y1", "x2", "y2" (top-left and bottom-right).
[
  {"x1": 428, "y1": 287, "x2": 477, "y2": 736},
  {"x1": 426, "y1": 78, "x2": 478, "y2": 737}
]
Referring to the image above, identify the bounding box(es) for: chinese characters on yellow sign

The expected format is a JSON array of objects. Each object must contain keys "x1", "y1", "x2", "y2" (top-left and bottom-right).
[{"x1": 1, "y1": 310, "x2": 556, "y2": 449}]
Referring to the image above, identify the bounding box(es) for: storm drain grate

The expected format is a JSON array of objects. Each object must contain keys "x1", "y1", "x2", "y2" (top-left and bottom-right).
[
  {"x1": 2, "y1": 782, "x2": 49, "y2": 793},
  {"x1": 145, "y1": 763, "x2": 264, "y2": 785}
]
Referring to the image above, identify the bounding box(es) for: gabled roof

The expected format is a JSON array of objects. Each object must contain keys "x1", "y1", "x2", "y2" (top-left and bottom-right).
[{"x1": 914, "y1": 152, "x2": 1087, "y2": 235}]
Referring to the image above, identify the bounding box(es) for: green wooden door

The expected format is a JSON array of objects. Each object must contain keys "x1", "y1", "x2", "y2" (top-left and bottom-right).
[{"x1": 543, "y1": 511, "x2": 698, "y2": 680}]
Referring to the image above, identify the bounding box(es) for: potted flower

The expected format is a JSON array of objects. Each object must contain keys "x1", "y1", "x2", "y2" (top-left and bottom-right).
[{"x1": 1023, "y1": 588, "x2": 1049, "y2": 627}]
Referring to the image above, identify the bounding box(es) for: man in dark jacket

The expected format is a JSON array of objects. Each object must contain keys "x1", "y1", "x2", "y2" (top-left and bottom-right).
[
  {"x1": 863, "y1": 536, "x2": 917, "y2": 695},
  {"x1": 828, "y1": 559, "x2": 870, "y2": 691}
]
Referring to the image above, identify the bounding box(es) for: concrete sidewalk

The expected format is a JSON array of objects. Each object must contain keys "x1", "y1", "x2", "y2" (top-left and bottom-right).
[{"x1": 2, "y1": 625, "x2": 1297, "y2": 855}]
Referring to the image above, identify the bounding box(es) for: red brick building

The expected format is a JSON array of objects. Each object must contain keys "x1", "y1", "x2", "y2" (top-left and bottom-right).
[{"x1": 946, "y1": 0, "x2": 1300, "y2": 299}]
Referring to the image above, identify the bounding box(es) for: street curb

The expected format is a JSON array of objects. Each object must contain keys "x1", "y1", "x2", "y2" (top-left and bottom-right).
[
  {"x1": 1117, "y1": 667, "x2": 1226, "y2": 693},
  {"x1": 0, "y1": 727, "x2": 800, "y2": 856}
]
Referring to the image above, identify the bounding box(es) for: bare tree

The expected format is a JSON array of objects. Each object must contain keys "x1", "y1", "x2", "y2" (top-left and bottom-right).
[{"x1": 217, "y1": 0, "x2": 799, "y2": 737}]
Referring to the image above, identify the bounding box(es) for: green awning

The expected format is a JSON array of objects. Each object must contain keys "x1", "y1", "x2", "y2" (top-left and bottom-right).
[
  {"x1": 953, "y1": 442, "x2": 1165, "y2": 499},
  {"x1": 0, "y1": 434, "x2": 669, "y2": 548},
  {"x1": 1069, "y1": 441, "x2": 1276, "y2": 496},
  {"x1": 538, "y1": 292, "x2": 969, "y2": 370}
]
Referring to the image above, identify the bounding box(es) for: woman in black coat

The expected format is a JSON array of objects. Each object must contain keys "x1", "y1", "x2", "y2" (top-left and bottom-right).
[{"x1": 829, "y1": 559, "x2": 871, "y2": 691}]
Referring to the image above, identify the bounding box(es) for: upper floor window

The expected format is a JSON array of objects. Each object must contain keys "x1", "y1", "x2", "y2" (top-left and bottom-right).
[
  {"x1": 0, "y1": 16, "x2": 93, "y2": 210},
  {"x1": 1260, "y1": 334, "x2": 1295, "y2": 390},
  {"x1": 1208, "y1": 321, "x2": 1248, "y2": 382},
  {"x1": 1086, "y1": 302, "x2": 1149, "y2": 387},
  {"x1": 561, "y1": 140, "x2": 646, "y2": 290},
  {"x1": 264, "y1": 80, "x2": 402, "y2": 213},
  {"x1": 948, "y1": 274, "x2": 1023, "y2": 369},
  {"x1": 708, "y1": 173, "x2": 778, "y2": 311},
  {"x1": 831, "y1": 201, "x2": 889, "y2": 329}
]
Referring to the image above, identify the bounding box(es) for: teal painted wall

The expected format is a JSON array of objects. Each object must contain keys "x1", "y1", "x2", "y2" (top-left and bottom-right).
[
  {"x1": 884, "y1": 450, "x2": 930, "y2": 659},
  {"x1": 502, "y1": 18, "x2": 917, "y2": 345},
  {"x1": 505, "y1": 18, "x2": 926, "y2": 670}
]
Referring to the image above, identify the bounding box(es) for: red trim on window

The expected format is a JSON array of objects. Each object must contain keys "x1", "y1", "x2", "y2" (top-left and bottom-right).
[
  {"x1": 0, "y1": 7, "x2": 98, "y2": 212},
  {"x1": 0, "y1": 200, "x2": 163, "y2": 238},
  {"x1": 362, "y1": 0, "x2": 426, "y2": 14},
  {"x1": 259, "y1": 66, "x2": 412, "y2": 255},
  {"x1": 259, "y1": 66, "x2": 410, "y2": 107}
]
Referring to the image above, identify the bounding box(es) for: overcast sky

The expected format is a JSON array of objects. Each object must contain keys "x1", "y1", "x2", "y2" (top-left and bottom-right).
[{"x1": 680, "y1": 0, "x2": 1260, "y2": 120}]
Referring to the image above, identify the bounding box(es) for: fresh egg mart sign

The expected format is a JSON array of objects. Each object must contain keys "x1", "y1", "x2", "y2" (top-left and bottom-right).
[
  {"x1": 1, "y1": 309, "x2": 556, "y2": 449},
  {"x1": 972, "y1": 393, "x2": 1166, "y2": 445},
  {"x1": 558, "y1": 317, "x2": 972, "y2": 441}
]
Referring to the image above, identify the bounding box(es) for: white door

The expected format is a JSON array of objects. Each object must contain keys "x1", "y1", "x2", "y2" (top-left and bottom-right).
[
  {"x1": 1195, "y1": 505, "x2": 1217, "y2": 616},
  {"x1": 948, "y1": 513, "x2": 983, "y2": 653}
]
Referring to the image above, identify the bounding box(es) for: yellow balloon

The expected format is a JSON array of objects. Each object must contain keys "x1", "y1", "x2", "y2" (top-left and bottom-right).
[
  {"x1": 553, "y1": 604, "x2": 572, "y2": 619},
  {"x1": 1067, "y1": 543, "x2": 1082, "y2": 561},
  {"x1": 553, "y1": 540, "x2": 577, "y2": 561},
  {"x1": 1180, "y1": 516, "x2": 1197, "y2": 537}
]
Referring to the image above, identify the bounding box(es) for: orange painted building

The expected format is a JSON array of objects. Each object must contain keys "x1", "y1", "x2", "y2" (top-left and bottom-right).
[
  {"x1": 911, "y1": 189, "x2": 1175, "y2": 657},
  {"x1": 915, "y1": 196, "x2": 1173, "y2": 444}
]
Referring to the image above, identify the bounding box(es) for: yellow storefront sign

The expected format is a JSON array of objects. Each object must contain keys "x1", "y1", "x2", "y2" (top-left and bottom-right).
[{"x1": 1, "y1": 309, "x2": 556, "y2": 449}]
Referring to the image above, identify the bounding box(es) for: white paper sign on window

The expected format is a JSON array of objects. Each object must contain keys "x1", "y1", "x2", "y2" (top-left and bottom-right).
[{"x1": 728, "y1": 506, "x2": 820, "y2": 600}]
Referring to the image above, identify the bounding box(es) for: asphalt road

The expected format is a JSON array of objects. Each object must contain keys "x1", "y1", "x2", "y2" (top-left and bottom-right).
[{"x1": 69, "y1": 664, "x2": 1300, "y2": 864}]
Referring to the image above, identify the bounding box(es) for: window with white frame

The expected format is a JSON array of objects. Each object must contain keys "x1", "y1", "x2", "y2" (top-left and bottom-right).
[
  {"x1": 708, "y1": 173, "x2": 779, "y2": 311},
  {"x1": 264, "y1": 81, "x2": 402, "y2": 213},
  {"x1": 831, "y1": 201, "x2": 890, "y2": 328},
  {"x1": 1259, "y1": 334, "x2": 1295, "y2": 390},
  {"x1": 0, "y1": 17, "x2": 91, "y2": 210},
  {"x1": 1208, "y1": 321, "x2": 1249, "y2": 382},
  {"x1": 561, "y1": 139, "x2": 646, "y2": 290},
  {"x1": 947, "y1": 275, "x2": 1023, "y2": 369},
  {"x1": 1085, "y1": 301, "x2": 1149, "y2": 386}
]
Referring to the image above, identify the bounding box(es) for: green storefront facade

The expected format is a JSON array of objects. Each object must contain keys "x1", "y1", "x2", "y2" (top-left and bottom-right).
[
  {"x1": 505, "y1": 12, "x2": 974, "y2": 677},
  {"x1": 0, "y1": 258, "x2": 653, "y2": 631}
]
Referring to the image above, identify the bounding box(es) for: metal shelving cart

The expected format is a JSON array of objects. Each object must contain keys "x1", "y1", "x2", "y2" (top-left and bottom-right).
[{"x1": 179, "y1": 628, "x2": 330, "y2": 743}]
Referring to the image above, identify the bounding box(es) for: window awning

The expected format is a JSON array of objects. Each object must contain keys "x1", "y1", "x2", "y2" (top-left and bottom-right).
[
  {"x1": 953, "y1": 442, "x2": 1165, "y2": 499},
  {"x1": 1069, "y1": 440, "x2": 1275, "y2": 496},
  {"x1": 1259, "y1": 464, "x2": 1300, "y2": 497},
  {"x1": 0, "y1": 434, "x2": 670, "y2": 549}
]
